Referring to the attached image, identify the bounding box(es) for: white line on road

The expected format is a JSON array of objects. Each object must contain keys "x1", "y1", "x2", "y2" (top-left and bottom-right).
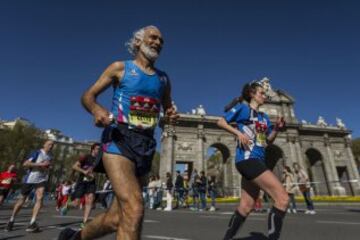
[
  {"x1": 144, "y1": 235, "x2": 191, "y2": 240},
  {"x1": 220, "y1": 211, "x2": 264, "y2": 216},
  {"x1": 317, "y1": 220, "x2": 360, "y2": 225},
  {"x1": 52, "y1": 215, "x2": 159, "y2": 223},
  {"x1": 200, "y1": 215, "x2": 265, "y2": 221}
]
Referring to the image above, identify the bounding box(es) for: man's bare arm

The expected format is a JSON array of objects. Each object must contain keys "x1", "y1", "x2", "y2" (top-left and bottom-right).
[
  {"x1": 72, "y1": 161, "x2": 88, "y2": 175},
  {"x1": 23, "y1": 160, "x2": 50, "y2": 170},
  {"x1": 81, "y1": 61, "x2": 125, "y2": 126}
]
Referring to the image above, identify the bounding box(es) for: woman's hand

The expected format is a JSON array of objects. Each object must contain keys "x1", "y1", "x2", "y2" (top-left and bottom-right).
[
  {"x1": 275, "y1": 116, "x2": 286, "y2": 131},
  {"x1": 237, "y1": 132, "x2": 251, "y2": 150}
]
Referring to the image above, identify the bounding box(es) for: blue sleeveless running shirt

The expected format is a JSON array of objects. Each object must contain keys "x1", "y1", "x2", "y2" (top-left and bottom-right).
[
  {"x1": 111, "y1": 61, "x2": 168, "y2": 130},
  {"x1": 223, "y1": 103, "x2": 274, "y2": 163}
]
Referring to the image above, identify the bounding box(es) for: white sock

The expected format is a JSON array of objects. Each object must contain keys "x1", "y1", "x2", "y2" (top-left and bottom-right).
[
  {"x1": 10, "y1": 216, "x2": 15, "y2": 222},
  {"x1": 30, "y1": 217, "x2": 36, "y2": 224}
]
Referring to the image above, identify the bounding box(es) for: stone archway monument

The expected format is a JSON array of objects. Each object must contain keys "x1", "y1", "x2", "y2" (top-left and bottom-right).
[
  {"x1": 159, "y1": 79, "x2": 360, "y2": 196},
  {"x1": 159, "y1": 107, "x2": 241, "y2": 196}
]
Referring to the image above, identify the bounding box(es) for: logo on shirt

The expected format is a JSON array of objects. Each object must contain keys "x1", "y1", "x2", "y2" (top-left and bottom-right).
[{"x1": 130, "y1": 69, "x2": 138, "y2": 76}]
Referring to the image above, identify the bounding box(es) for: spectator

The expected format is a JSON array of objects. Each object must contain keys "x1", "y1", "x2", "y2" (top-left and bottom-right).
[
  {"x1": 174, "y1": 171, "x2": 184, "y2": 209},
  {"x1": 164, "y1": 172, "x2": 173, "y2": 211},
  {"x1": 293, "y1": 163, "x2": 316, "y2": 214},
  {"x1": 199, "y1": 171, "x2": 207, "y2": 211},
  {"x1": 208, "y1": 175, "x2": 217, "y2": 211},
  {"x1": 282, "y1": 166, "x2": 297, "y2": 213}
]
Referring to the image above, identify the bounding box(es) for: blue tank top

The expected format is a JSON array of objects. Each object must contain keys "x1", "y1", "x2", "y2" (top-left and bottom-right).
[
  {"x1": 223, "y1": 103, "x2": 274, "y2": 162},
  {"x1": 111, "y1": 61, "x2": 167, "y2": 130}
]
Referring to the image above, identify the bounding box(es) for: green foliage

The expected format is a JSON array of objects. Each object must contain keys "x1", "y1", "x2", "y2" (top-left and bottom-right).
[{"x1": 0, "y1": 123, "x2": 42, "y2": 174}]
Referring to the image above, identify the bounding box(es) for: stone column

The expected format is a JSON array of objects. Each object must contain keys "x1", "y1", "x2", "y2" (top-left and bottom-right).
[
  {"x1": 295, "y1": 139, "x2": 306, "y2": 168},
  {"x1": 197, "y1": 124, "x2": 205, "y2": 172},
  {"x1": 345, "y1": 138, "x2": 360, "y2": 195},
  {"x1": 226, "y1": 155, "x2": 238, "y2": 197},
  {"x1": 281, "y1": 103, "x2": 289, "y2": 122},
  {"x1": 287, "y1": 135, "x2": 297, "y2": 166},
  {"x1": 159, "y1": 124, "x2": 176, "y2": 181},
  {"x1": 324, "y1": 135, "x2": 343, "y2": 196}
]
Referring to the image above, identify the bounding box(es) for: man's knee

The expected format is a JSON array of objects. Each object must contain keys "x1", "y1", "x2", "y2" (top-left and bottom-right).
[
  {"x1": 105, "y1": 212, "x2": 120, "y2": 231},
  {"x1": 86, "y1": 194, "x2": 95, "y2": 204},
  {"x1": 121, "y1": 199, "x2": 144, "y2": 226},
  {"x1": 36, "y1": 194, "x2": 44, "y2": 202},
  {"x1": 17, "y1": 196, "x2": 27, "y2": 204}
]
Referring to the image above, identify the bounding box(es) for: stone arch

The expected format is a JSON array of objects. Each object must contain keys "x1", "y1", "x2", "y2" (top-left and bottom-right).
[
  {"x1": 305, "y1": 148, "x2": 330, "y2": 195},
  {"x1": 206, "y1": 142, "x2": 232, "y2": 197},
  {"x1": 265, "y1": 144, "x2": 285, "y2": 179}
]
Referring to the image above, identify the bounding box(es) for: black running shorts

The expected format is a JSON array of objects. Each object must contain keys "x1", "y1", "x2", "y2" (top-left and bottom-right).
[
  {"x1": 235, "y1": 159, "x2": 268, "y2": 180},
  {"x1": 73, "y1": 181, "x2": 96, "y2": 199},
  {"x1": 20, "y1": 181, "x2": 47, "y2": 197},
  {"x1": 95, "y1": 124, "x2": 156, "y2": 176}
]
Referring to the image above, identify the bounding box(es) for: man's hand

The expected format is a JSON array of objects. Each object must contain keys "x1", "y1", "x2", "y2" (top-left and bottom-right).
[
  {"x1": 92, "y1": 106, "x2": 113, "y2": 127},
  {"x1": 38, "y1": 161, "x2": 50, "y2": 169},
  {"x1": 165, "y1": 106, "x2": 179, "y2": 124}
]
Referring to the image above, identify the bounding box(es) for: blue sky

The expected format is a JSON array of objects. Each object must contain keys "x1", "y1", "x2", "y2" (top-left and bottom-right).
[{"x1": 0, "y1": 0, "x2": 359, "y2": 142}]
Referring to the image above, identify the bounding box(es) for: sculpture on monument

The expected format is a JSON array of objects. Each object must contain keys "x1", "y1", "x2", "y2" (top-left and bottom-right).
[
  {"x1": 336, "y1": 117, "x2": 346, "y2": 129},
  {"x1": 259, "y1": 77, "x2": 277, "y2": 99},
  {"x1": 172, "y1": 101, "x2": 178, "y2": 113},
  {"x1": 196, "y1": 105, "x2": 206, "y2": 116},
  {"x1": 316, "y1": 116, "x2": 328, "y2": 127}
]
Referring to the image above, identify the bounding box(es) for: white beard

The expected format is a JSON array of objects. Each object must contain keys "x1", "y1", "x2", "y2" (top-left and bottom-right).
[{"x1": 140, "y1": 44, "x2": 159, "y2": 61}]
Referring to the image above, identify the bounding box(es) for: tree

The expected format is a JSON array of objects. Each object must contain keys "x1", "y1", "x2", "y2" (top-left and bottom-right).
[{"x1": 0, "y1": 123, "x2": 42, "y2": 177}]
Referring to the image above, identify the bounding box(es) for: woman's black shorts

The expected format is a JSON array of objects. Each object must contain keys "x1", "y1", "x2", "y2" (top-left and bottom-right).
[{"x1": 235, "y1": 159, "x2": 268, "y2": 180}]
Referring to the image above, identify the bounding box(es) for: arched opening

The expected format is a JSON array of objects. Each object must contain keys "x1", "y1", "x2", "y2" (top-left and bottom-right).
[
  {"x1": 206, "y1": 143, "x2": 231, "y2": 197},
  {"x1": 305, "y1": 148, "x2": 330, "y2": 195},
  {"x1": 265, "y1": 145, "x2": 284, "y2": 180}
]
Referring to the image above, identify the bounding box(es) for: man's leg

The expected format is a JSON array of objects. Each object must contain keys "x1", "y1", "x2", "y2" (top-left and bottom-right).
[
  {"x1": 81, "y1": 153, "x2": 144, "y2": 240},
  {"x1": 29, "y1": 186, "x2": 45, "y2": 224},
  {"x1": 4, "y1": 194, "x2": 26, "y2": 231},
  {"x1": 0, "y1": 195, "x2": 4, "y2": 205},
  {"x1": 80, "y1": 197, "x2": 120, "y2": 239},
  {"x1": 83, "y1": 193, "x2": 95, "y2": 223},
  {"x1": 9, "y1": 195, "x2": 26, "y2": 221}
]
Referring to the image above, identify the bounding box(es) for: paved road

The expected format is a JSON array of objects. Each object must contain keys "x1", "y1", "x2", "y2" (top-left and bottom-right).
[{"x1": 0, "y1": 202, "x2": 359, "y2": 240}]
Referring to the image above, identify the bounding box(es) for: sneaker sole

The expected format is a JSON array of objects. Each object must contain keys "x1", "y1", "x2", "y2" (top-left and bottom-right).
[{"x1": 26, "y1": 228, "x2": 40, "y2": 233}]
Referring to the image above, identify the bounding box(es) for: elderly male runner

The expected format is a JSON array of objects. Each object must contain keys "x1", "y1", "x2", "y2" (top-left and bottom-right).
[{"x1": 59, "y1": 25, "x2": 177, "y2": 240}]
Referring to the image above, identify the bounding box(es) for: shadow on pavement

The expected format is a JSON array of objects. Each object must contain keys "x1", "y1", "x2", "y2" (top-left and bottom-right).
[
  {"x1": 41, "y1": 220, "x2": 82, "y2": 229},
  {"x1": 347, "y1": 209, "x2": 360, "y2": 213},
  {"x1": 235, "y1": 232, "x2": 268, "y2": 240},
  {"x1": 0, "y1": 234, "x2": 26, "y2": 240}
]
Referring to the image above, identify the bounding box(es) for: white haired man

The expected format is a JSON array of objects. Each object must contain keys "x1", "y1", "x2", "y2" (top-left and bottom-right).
[
  {"x1": 5, "y1": 140, "x2": 54, "y2": 233},
  {"x1": 58, "y1": 25, "x2": 178, "y2": 240}
]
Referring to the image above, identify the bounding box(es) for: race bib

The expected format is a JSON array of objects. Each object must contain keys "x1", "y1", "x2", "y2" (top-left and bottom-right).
[
  {"x1": 129, "y1": 96, "x2": 160, "y2": 129},
  {"x1": 83, "y1": 175, "x2": 94, "y2": 182},
  {"x1": 256, "y1": 133, "x2": 267, "y2": 147},
  {"x1": 255, "y1": 121, "x2": 268, "y2": 147}
]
